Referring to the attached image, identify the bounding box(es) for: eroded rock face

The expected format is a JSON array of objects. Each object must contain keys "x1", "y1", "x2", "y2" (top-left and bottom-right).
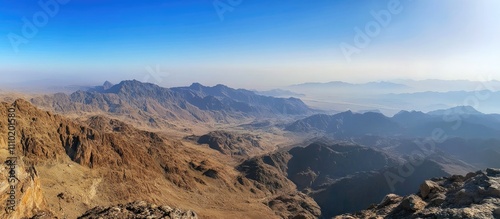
[
  {"x1": 0, "y1": 158, "x2": 51, "y2": 219},
  {"x1": 77, "y1": 201, "x2": 198, "y2": 219},
  {"x1": 335, "y1": 168, "x2": 500, "y2": 219}
]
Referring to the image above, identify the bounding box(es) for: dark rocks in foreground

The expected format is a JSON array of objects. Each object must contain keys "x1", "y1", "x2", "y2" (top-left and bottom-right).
[
  {"x1": 77, "y1": 201, "x2": 198, "y2": 219},
  {"x1": 335, "y1": 168, "x2": 500, "y2": 219}
]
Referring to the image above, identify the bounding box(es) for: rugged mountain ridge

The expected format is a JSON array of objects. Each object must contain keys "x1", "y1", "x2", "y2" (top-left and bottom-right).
[
  {"x1": 336, "y1": 168, "x2": 500, "y2": 219},
  {"x1": 31, "y1": 80, "x2": 311, "y2": 129},
  {"x1": 172, "y1": 83, "x2": 309, "y2": 115}
]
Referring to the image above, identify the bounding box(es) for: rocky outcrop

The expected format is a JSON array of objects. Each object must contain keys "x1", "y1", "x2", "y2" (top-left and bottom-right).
[
  {"x1": 336, "y1": 168, "x2": 500, "y2": 219},
  {"x1": 0, "y1": 158, "x2": 52, "y2": 219},
  {"x1": 196, "y1": 131, "x2": 264, "y2": 156},
  {"x1": 267, "y1": 192, "x2": 322, "y2": 219},
  {"x1": 78, "y1": 201, "x2": 198, "y2": 219}
]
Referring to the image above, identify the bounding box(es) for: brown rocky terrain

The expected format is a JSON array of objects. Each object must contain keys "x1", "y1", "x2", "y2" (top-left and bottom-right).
[
  {"x1": 0, "y1": 99, "x2": 310, "y2": 218},
  {"x1": 1, "y1": 93, "x2": 497, "y2": 219},
  {"x1": 335, "y1": 168, "x2": 500, "y2": 219}
]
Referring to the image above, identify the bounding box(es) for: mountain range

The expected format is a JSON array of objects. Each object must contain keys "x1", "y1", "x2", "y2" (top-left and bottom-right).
[
  {"x1": 1, "y1": 80, "x2": 500, "y2": 218},
  {"x1": 30, "y1": 80, "x2": 312, "y2": 131}
]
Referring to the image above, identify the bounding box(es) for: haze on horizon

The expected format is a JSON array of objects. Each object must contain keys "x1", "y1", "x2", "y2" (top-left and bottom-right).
[{"x1": 1, "y1": 0, "x2": 499, "y2": 89}]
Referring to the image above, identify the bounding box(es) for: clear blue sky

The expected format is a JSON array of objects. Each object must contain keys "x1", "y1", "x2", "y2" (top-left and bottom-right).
[{"x1": 1, "y1": 0, "x2": 499, "y2": 89}]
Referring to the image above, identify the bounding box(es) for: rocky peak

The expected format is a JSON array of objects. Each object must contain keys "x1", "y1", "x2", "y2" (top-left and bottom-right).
[
  {"x1": 102, "y1": 81, "x2": 114, "y2": 90},
  {"x1": 105, "y1": 80, "x2": 160, "y2": 95},
  {"x1": 189, "y1": 82, "x2": 204, "y2": 90},
  {"x1": 335, "y1": 168, "x2": 500, "y2": 219}
]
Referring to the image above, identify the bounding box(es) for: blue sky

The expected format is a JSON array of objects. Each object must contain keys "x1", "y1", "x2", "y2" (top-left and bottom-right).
[{"x1": 0, "y1": 0, "x2": 499, "y2": 89}]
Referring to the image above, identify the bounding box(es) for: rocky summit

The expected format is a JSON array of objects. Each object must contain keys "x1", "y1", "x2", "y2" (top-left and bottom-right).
[
  {"x1": 78, "y1": 201, "x2": 198, "y2": 219},
  {"x1": 335, "y1": 168, "x2": 500, "y2": 219}
]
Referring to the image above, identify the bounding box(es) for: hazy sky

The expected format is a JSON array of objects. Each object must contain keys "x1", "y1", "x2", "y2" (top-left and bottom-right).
[{"x1": 1, "y1": 0, "x2": 499, "y2": 89}]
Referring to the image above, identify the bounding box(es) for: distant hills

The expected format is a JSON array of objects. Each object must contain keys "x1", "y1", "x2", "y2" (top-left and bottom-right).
[
  {"x1": 286, "y1": 106, "x2": 500, "y2": 139},
  {"x1": 289, "y1": 79, "x2": 500, "y2": 93},
  {"x1": 284, "y1": 79, "x2": 500, "y2": 115},
  {"x1": 253, "y1": 89, "x2": 304, "y2": 98},
  {"x1": 291, "y1": 81, "x2": 409, "y2": 89},
  {"x1": 395, "y1": 79, "x2": 500, "y2": 92},
  {"x1": 427, "y1": 105, "x2": 483, "y2": 116}
]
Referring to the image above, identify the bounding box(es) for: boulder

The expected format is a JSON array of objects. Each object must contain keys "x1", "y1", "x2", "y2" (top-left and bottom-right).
[
  {"x1": 400, "y1": 195, "x2": 426, "y2": 212},
  {"x1": 378, "y1": 194, "x2": 402, "y2": 208},
  {"x1": 419, "y1": 180, "x2": 444, "y2": 199}
]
